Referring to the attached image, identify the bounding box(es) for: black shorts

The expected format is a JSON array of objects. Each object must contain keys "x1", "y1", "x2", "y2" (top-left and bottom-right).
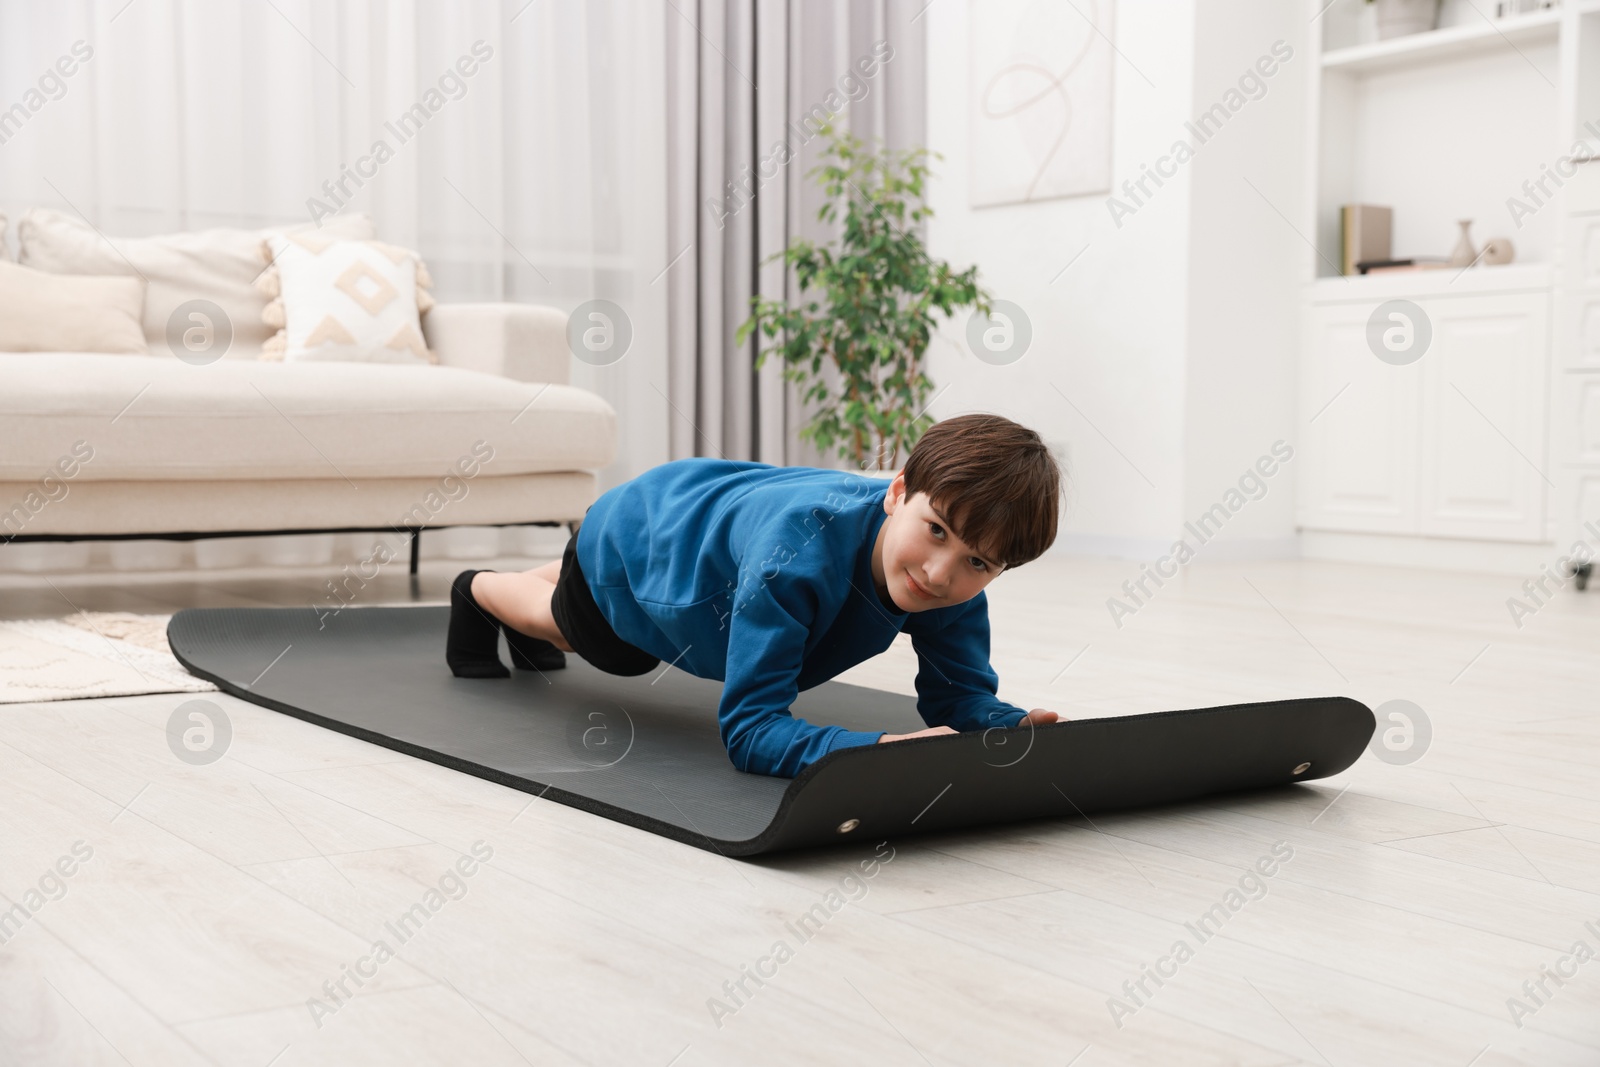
[{"x1": 549, "y1": 528, "x2": 661, "y2": 678}]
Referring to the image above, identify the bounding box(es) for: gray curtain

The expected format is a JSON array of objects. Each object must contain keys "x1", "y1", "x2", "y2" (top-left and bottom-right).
[{"x1": 665, "y1": 0, "x2": 928, "y2": 468}]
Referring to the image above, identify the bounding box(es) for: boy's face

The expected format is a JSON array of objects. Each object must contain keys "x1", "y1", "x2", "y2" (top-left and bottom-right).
[{"x1": 873, "y1": 473, "x2": 1004, "y2": 613}]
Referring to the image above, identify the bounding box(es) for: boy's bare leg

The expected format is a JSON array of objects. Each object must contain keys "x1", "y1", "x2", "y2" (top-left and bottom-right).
[{"x1": 471, "y1": 562, "x2": 574, "y2": 653}]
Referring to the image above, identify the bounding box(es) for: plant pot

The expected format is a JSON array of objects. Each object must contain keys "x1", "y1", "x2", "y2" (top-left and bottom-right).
[{"x1": 1374, "y1": 0, "x2": 1440, "y2": 40}]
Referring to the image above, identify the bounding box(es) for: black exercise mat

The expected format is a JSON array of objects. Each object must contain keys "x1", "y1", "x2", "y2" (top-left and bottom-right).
[{"x1": 167, "y1": 606, "x2": 1375, "y2": 856}]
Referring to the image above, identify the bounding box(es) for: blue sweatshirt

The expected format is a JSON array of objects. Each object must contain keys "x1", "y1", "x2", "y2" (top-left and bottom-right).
[{"x1": 575, "y1": 458, "x2": 1029, "y2": 777}]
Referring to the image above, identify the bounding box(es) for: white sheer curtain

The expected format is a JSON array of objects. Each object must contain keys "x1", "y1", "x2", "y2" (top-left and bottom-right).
[{"x1": 0, "y1": 0, "x2": 668, "y2": 575}]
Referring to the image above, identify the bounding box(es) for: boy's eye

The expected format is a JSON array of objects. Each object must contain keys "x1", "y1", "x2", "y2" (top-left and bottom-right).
[
  {"x1": 928, "y1": 521, "x2": 943, "y2": 539},
  {"x1": 970, "y1": 557, "x2": 988, "y2": 572}
]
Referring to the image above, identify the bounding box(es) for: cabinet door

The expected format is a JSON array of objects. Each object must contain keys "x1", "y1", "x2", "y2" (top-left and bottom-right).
[
  {"x1": 1569, "y1": 372, "x2": 1600, "y2": 467},
  {"x1": 1566, "y1": 295, "x2": 1600, "y2": 372},
  {"x1": 1418, "y1": 292, "x2": 1549, "y2": 541},
  {"x1": 1561, "y1": 215, "x2": 1600, "y2": 293},
  {"x1": 1298, "y1": 302, "x2": 1421, "y2": 533},
  {"x1": 1548, "y1": 369, "x2": 1600, "y2": 549}
]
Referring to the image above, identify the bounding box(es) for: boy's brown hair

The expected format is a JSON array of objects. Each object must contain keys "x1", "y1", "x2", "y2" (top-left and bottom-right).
[{"x1": 900, "y1": 413, "x2": 1061, "y2": 570}]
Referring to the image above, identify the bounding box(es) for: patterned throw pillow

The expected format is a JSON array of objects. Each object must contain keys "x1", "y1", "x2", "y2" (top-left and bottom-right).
[{"x1": 257, "y1": 232, "x2": 436, "y2": 363}]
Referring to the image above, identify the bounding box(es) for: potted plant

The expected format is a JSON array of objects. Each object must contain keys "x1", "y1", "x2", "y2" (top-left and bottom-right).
[
  {"x1": 1368, "y1": 0, "x2": 1440, "y2": 40},
  {"x1": 736, "y1": 124, "x2": 990, "y2": 472}
]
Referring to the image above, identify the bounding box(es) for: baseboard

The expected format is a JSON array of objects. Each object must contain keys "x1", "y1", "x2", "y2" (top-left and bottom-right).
[
  {"x1": 1050, "y1": 528, "x2": 1569, "y2": 578},
  {"x1": 1298, "y1": 530, "x2": 1562, "y2": 577},
  {"x1": 1048, "y1": 532, "x2": 1302, "y2": 563}
]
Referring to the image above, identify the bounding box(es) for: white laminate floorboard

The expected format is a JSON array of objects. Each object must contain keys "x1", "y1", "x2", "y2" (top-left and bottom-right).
[{"x1": 0, "y1": 555, "x2": 1596, "y2": 1066}]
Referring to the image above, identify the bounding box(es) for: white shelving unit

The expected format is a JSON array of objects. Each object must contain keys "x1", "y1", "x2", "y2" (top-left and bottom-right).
[
  {"x1": 1320, "y1": 8, "x2": 1562, "y2": 74},
  {"x1": 1299, "y1": 0, "x2": 1600, "y2": 573}
]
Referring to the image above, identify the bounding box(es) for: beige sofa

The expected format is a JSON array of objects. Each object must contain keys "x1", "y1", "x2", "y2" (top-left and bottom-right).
[{"x1": 0, "y1": 210, "x2": 616, "y2": 572}]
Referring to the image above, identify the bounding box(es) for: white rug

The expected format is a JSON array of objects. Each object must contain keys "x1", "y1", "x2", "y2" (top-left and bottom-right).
[{"x1": 0, "y1": 612, "x2": 217, "y2": 704}]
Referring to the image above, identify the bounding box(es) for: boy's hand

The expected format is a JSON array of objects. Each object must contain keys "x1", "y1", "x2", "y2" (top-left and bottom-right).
[
  {"x1": 877, "y1": 709, "x2": 1064, "y2": 744},
  {"x1": 877, "y1": 726, "x2": 958, "y2": 743}
]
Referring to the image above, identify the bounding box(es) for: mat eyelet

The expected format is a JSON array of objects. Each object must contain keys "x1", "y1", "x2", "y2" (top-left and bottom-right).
[
  {"x1": 1292, "y1": 762, "x2": 1311, "y2": 775},
  {"x1": 836, "y1": 818, "x2": 860, "y2": 834}
]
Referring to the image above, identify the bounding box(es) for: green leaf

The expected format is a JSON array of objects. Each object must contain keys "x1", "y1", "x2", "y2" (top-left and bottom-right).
[{"x1": 737, "y1": 125, "x2": 988, "y2": 465}]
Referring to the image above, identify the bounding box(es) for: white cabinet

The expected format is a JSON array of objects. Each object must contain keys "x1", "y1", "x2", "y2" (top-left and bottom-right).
[
  {"x1": 1301, "y1": 0, "x2": 1595, "y2": 564},
  {"x1": 1551, "y1": 210, "x2": 1600, "y2": 552},
  {"x1": 1418, "y1": 293, "x2": 1550, "y2": 541},
  {"x1": 1299, "y1": 302, "x2": 1421, "y2": 534},
  {"x1": 1300, "y1": 289, "x2": 1550, "y2": 543},
  {"x1": 1558, "y1": 214, "x2": 1600, "y2": 374}
]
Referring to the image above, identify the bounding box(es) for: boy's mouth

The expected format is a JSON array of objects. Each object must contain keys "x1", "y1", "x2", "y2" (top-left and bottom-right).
[{"x1": 905, "y1": 571, "x2": 938, "y2": 600}]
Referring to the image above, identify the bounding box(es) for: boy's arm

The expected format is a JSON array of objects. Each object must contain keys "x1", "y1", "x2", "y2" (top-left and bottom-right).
[
  {"x1": 717, "y1": 579, "x2": 884, "y2": 777},
  {"x1": 904, "y1": 592, "x2": 1029, "y2": 734}
]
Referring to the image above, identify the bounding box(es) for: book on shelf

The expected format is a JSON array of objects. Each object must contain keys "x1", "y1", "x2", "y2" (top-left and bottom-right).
[
  {"x1": 1356, "y1": 258, "x2": 1450, "y2": 275},
  {"x1": 1341, "y1": 205, "x2": 1392, "y2": 276}
]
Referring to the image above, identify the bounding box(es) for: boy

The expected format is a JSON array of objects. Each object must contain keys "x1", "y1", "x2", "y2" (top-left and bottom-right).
[{"x1": 445, "y1": 413, "x2": 1062, "y2": 778}]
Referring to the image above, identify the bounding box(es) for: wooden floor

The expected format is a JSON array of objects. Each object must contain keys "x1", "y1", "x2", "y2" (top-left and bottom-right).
[{"x1": 1, "y1": 552, "x2": 1597, "y2": 1066}]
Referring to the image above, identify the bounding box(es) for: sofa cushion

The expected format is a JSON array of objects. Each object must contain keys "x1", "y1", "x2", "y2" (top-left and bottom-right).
[
  {"x1": 15, "y1": 209, "x2": 375, "y2": 360},
  {"x1": 0, "y1": 261, "x2": 146, "y2": 353},
  {"x1": 0, "y1": 353, "x2": 616, "y2": 481},
  {"x1": 260, "y1": 234, "x2": 437, "y2": 363}
]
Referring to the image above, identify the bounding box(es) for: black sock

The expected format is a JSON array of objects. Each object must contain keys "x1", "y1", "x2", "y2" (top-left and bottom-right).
[
  {"x1": 502, "y1": 622, "x2": 567, "y2": 671},
  {"x1": 447, "y1": 569, "x2": 509, "y2": 678}
]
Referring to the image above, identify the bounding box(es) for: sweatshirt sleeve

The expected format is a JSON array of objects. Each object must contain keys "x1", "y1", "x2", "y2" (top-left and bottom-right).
[
  {"x1": 718, "y1": 573, "x2": 885, "y2": 778},
  {"x1": 905, "y1": 592, "x2": 1028, "y2": 734}
]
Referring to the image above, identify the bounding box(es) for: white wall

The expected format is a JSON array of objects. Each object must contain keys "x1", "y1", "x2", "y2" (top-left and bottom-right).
[
  {"x1": 924, "y1": 0, "x2": 1198, "y2": 559},
  {"x1": 1181, "y1": 0, "x2": 1306, "y2": 557},
  {"x1": 924, "y1": 0, "x2": 1305, "y2": 561}
]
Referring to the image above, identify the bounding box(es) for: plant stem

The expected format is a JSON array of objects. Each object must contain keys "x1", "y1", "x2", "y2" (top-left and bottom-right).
[{"x1": 848, "y1": 374, "x2": 865, "y2": 469}]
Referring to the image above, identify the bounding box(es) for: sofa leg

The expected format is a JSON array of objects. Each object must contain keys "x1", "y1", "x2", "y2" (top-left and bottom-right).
[{"x1": 409, "y1": 529, "x2": 421, "y2": 576}]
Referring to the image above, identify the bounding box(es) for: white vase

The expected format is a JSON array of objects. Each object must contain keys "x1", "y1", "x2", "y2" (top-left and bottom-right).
[
  {"x1": 1448, "y1": 219, "x2": 1477, "y2": 268},
  {"x1": 1374, "y1": 0, "x2": 1440, "y2": 40}
]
